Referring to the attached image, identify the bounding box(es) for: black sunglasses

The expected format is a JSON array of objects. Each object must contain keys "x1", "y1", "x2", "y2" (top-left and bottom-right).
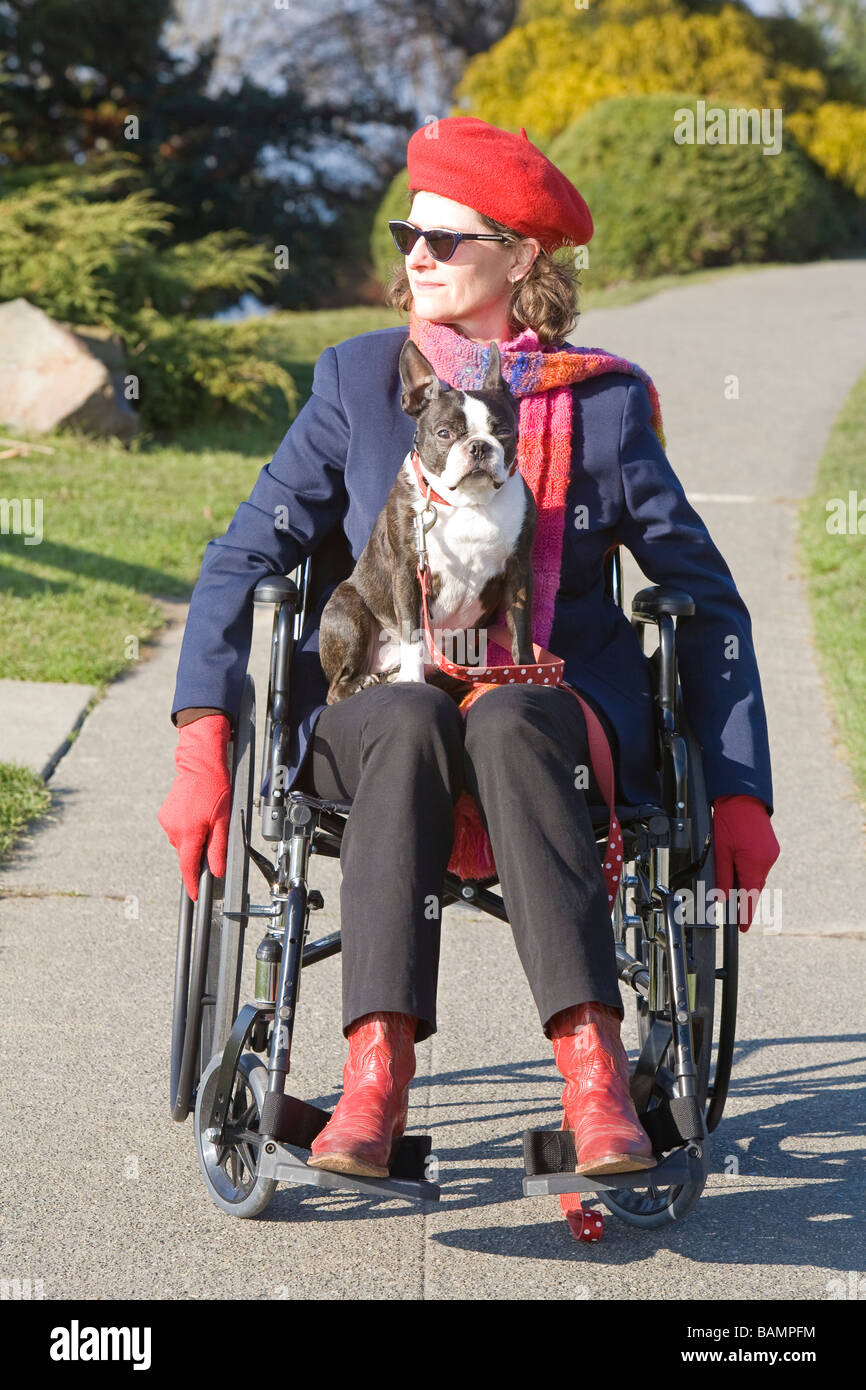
[{"x1": 388, "y1": 219, "x2": 510, "y2": 263}]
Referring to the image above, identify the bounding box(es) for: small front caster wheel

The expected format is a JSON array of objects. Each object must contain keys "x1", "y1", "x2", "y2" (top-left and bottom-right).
[{"x1": 194, "y1": 1051, "x2": 277, "y2": 1217}]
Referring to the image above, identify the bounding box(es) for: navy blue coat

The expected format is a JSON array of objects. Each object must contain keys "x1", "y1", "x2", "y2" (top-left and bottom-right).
[{"x1": 170, "y1": 325, "x2": 774, "y2": 815}]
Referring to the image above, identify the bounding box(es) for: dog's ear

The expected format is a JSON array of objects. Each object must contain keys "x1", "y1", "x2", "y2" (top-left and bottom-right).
[
  {"x1": 483, "y1": 341, "x2": 518, "y2": 415},
  {"x1": 482, "y1": 340, "x2": 503, "y2": 394},
  {"x1": 399, "y1": 339, "x2": 443, "y2": 418},
  {"x1": 482, "y1": 341, "x2": 518, "y2": 417}
]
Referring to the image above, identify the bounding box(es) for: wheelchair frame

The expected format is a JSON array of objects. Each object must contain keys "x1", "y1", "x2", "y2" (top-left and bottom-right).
[{"x1": 170, "y1": 546, "x2": 739, "y2": 1228}]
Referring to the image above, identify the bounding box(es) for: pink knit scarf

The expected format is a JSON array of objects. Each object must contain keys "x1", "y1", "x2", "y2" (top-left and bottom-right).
[{"x1": 406, "y1": 310, "x2": 665, "y2": 881}]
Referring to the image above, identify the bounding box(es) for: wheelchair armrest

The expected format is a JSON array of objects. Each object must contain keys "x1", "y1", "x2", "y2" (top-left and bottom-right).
[
  {"x1": 631, "y1": 585, "x2": 695, "y2": 622},
  {"x1": 631, "y1": 586, "x2": 693, "y2": 739},
  {"x1": 253, "y1": 574, "x2": 300, "y2": 609}
]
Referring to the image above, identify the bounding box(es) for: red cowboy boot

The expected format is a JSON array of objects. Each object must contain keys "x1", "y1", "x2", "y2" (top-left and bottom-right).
[
  {"x1": 307, "y1": 1011, "x2": 417, "y2": 1178},
  {"x1": 550, "y1": 1001, "x2": 656, "y2": 1176}
]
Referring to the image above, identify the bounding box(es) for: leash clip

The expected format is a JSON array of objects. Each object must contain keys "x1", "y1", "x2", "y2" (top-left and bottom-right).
[{"x1": 413, "y1": 486, "x2": 438, "y2": 571}]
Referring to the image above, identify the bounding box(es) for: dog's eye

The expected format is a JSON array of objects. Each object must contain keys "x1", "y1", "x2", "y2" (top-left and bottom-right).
[
  {"x1": 497, "y1": 427, "x2": 514, "y2": 437},
  {"x1": 436, "y1": 428, "x2": 451, "y2": 438}
]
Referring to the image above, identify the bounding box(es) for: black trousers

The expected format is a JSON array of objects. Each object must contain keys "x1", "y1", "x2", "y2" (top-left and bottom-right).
[{"x1": 294, "y1": 681, "x2": 624, "y2": 1044}]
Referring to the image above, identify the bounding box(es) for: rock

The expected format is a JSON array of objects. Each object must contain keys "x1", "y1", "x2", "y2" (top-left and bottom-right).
[{"x1": 0, "y1": 298, "x2": 139, "y2": 441}]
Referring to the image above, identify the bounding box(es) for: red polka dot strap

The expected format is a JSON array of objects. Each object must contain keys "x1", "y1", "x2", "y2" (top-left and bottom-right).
[
  {"x1": 558, "y1": 1116, "x2": 605, "y2": 1240},
  {"x1": 418, "y1": 556, "x2": 567, "y2": 688}
]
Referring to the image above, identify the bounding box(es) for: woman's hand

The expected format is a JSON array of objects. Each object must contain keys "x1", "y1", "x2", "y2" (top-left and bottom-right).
[
  {"x1": 711, "y1": 794, "x2": 780, "y2": 932},
  {"x1": 158, "y1": 714, "x2": 232, "y2": 901}
]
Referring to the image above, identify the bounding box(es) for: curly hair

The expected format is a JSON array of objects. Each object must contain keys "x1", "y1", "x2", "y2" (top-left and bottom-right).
[{"x1": 383, "y1": 188, "x2": 584, "y2": 347}]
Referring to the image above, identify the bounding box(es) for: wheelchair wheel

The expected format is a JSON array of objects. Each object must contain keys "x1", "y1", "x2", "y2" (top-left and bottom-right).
[
  {"x1": 598, "y1": 1099, "x2": 709, "y2": 1227},
  {"x1": 630, "y1": 703, "x2": 732, "y2": 1122},
  {"x1": 170, "y1": 675, "x2": 255, "y2": 1121},
  {"x1": 201, "y1": 675, "x2": 256, "y2": 1070},
  {"x1": 673, "y1": 700, "x2": 739, "y2": 1133},
  {"x1": 170, "y1": 864, "x2": 216, "y2": 1122},
  {"x1": 602, "y1": 710, "x2": 715, "y2": 1227},
  {"x1": 674, "y1": 704, "x2": 717, "y2": 1112},
  {"x1": 194, "y1": 1050, "x2": 277, "y2": 1217}
]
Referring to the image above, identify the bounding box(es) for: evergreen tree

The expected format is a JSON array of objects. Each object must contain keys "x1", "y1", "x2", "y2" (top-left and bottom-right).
[{"x1": 0, "y1": 0, "x2": 416, "y2": 307}]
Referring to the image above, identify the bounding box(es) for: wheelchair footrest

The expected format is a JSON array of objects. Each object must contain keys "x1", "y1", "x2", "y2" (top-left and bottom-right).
[
  {"x1": 521, "y1": 1128, "x2": 700, "y2": 1196},
  {"x1": 259, "y1": 1092, "x2": 436, "y2": 1175},
  {"x1": 256, "y1": 1090, "x2": 439, "y2": 1200},
  {"x1": 256, "y1": 1141, "x2": 440, "y2": 1203}
]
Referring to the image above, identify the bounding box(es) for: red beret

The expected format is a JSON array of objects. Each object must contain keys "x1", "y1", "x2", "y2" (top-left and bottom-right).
[{"x1": 406, "y1": 116, "x2": 593, "y2": 253}]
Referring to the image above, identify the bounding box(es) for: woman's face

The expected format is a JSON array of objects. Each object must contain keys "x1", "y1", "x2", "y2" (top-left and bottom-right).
[{"x1": 404, "y1": 191, "x2": 539, "y2": 340}]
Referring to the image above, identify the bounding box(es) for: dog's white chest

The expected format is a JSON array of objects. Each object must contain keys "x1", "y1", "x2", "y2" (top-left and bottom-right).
[
  {"x1": 422, "y1": 491, "x2": 522, "y2": 628},
  {"x1": 369, "y1": 457, "x2": 527, "y2": 677}
]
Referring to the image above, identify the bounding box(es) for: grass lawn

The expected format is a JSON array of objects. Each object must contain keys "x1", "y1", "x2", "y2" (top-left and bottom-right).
[
  {"x1": 0, "y1": 763, "x2": 51, "y2": 862},
  {"x1": 798, "y1": 367, "x2": 866, "y2": 804}
]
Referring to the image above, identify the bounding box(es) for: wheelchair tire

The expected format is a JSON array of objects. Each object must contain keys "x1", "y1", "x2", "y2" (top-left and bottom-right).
[
  {"x1": 705, "y1": 902, "x2": 739, "y2": 1133},
  {"x1": 170, "y1": 864, "x2": 215, "y2": 1122},
  {"x1": 678, "y1": 705, "x2": 717, "y2": 1114},
  {"x1": 604, "y1": 708, "x2": 715, "y2": 1228},
  {"x1": 169, "y1": 675, "x2": 255, "y2": 1122},
  {"x1": 631, "y1": 705, "x2": 724, "y2": 1119},
  {"x1": 677, "y1": 701, "x2": 739, "y2": 1132},
  {"x1": 201, "y1": 675, "x2": 256, "y2": 1070},
  {"x1": 598, "y1": 1108, "x2": 709, "y2": 1228},
  {"x1": 194, "y1": 1050, "x2": 277, "y2": 1218}
]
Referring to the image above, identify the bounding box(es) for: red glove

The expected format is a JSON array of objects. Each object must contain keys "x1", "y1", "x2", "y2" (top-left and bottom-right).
[
  {"x1": 711, "y1": 794, "x2": 780, "y2": 932},
  {"x1": 158, "y1": 714, "x2": 232, "y2": 901}
]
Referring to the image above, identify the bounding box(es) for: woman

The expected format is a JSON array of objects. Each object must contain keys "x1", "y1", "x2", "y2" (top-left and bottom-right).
[{"x1": 159, "y1": 117, "x2": 780, "y2": 1182}]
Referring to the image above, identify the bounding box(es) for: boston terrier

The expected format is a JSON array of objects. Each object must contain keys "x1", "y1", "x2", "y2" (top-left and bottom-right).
[{"x1": 318, "y1": 338, "x2": 537, "y2": 705}]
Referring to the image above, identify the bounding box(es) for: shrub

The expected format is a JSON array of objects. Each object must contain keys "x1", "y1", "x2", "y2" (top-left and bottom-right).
[
  {"x1": 369, "y1": 165, "x2": 412, "y2": 291},
  {"x1": 546, "y1": 93, "x2": 849, "y2": 283},
  {"x1": 0, "y1": 155, "x2": 297, "y2": 432},
  {"x1": 454, "y1": 5, "x2": 829, "y2": 141},
  {"x1": 125, "y1": 309, "x2": 298, "y2": 432},
  {"x1": 788, "y1": 102, "x2": 866, "y2": 199}
]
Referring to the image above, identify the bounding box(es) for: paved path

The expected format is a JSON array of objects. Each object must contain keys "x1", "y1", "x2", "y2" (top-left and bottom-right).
[
  {"x1": 0, "y1": 679, "x2": 97, "y2": 780},
  {"x1": 1, "y1": 261, "x2": 864, "y2": 1301}
]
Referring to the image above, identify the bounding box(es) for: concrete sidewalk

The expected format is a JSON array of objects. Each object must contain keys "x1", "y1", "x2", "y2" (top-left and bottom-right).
[
  {"x1": 0, "y1": 679, "x2": 96, "y2": 781},
  {"x1": 1, "y1": 260, "x2": 864, "y2": 1300}
]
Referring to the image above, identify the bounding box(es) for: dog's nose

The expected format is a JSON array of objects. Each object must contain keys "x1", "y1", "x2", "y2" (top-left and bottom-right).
[{"x1": 457, "y1": 437, "x2": 498, "y2": 486}]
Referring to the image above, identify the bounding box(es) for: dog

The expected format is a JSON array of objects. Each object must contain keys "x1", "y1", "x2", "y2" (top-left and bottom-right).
[{"x1": 318, "y1": 338, "x2": 537, "y2": 705}]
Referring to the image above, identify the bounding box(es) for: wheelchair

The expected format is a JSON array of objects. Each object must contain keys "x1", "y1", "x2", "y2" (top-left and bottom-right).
[{"x1": 169, "y1": 543, "x2": 738, "y2": 1232}]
